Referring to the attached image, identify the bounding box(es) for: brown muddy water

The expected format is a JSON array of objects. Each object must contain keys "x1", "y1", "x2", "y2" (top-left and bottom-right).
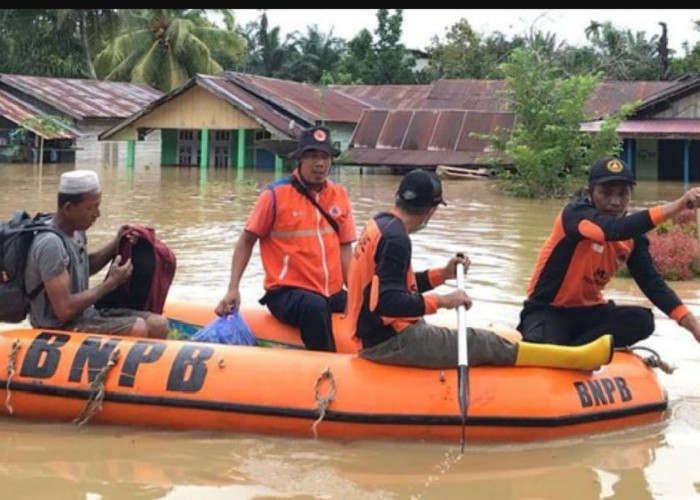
[{"x1": 1, "y1": 160, "x2": 700, "y2": 499}]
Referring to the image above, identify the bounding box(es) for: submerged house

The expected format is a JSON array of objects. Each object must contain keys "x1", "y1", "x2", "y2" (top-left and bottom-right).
[
  {"x1": 580, "y1": 76, "x2": 700, "y2": 182},
  {"x1": 341, "y1": 76, "x2": 700, "y2": 182},
  {"x1": 98, "y1": 72, "x2": 367, "y2": 170},
  {"x1": 0, "y1": 74, "x2": 162, "y2": 164}
]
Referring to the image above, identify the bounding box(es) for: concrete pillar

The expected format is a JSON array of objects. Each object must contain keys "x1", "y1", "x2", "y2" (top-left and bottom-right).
[
  {"x1": 126, "y1": 140, "x2": 135, "y2": 168},
  {"x1": 275, "y1": 155, "x2": 283, "y2": 176},
  {"x1": 237, "y1": 129, "x2": 246, "y2": 170},
  {"x1": 200, "y1": 128, "x2": 209, "y2": 168}
]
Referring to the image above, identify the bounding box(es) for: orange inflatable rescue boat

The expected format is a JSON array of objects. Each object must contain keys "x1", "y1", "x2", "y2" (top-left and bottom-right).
[{"x1": 0, "y1": 301, "x2": 668, "y2": 442}]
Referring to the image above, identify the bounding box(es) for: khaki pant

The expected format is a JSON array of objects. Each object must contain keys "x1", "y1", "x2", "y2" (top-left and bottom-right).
[
  {"x1": 63, "y1": 308, "x2": 153, "y2": 335},
  {"x1": 358, "y1": 318, "x2": 517, "y2": 368}
]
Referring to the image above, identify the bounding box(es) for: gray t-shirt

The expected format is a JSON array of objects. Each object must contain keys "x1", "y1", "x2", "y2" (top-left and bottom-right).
[{"x1": 25, "y1": 221, "x2": 95, "y2": 328}]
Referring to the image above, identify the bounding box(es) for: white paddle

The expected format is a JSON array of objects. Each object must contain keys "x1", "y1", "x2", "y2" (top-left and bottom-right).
[{"x1": 455, "y1": 253, "x2": 469, "y2": 453}]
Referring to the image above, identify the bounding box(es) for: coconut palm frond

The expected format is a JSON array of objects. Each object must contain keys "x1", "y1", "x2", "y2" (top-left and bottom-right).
[
  {"x1": 130, "y1": 42, "x2": 162, "y2": 85},
  {"x1": 161, "y1": 50, "x2": 190, "y2": 91}
]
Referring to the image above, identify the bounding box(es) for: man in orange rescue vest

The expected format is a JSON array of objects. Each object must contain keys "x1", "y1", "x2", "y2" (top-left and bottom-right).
[
  {"x1": 346, "y1": 168, "x2": 613, "y2": 370},
  {"x1": 215, "y1": 126, "x2": 356, "y2": 351},
  {"x1": 517, "y1": 155, "x2": 700, "y2": 348}
]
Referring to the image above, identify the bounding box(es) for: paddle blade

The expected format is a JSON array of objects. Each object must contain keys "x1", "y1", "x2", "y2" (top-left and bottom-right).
[
  {"x1": 192, "y1": 312, "x2": 257, "y2": 346},
  {"x1": 458, "y1": 364, "x2": 470, "y2": 419}
]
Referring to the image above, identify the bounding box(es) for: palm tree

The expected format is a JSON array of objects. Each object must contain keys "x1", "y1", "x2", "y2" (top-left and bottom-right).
[
  {"x1": 94, "y1": 9, "x2": 245, "y2": 92},
  {"x1": 283, "y1": 25, "x2": 345, "y2": 83},
  {"x1": 243, "y1": 11, "x2": 290, "y2": 78}
]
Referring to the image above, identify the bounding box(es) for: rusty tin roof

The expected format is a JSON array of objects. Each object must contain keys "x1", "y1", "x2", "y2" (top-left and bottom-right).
[
  {"x1": 348, "y1": 108, "x2": 515, "y2": 167},
  {"x1": 0, "y1": 74, "x2": 162, "y2": 120},
  {"x1": 331, "y1": 84, "x2": 433, "y2": 109},
  {"x1": 0, "y1": 89, "x2": 76, "y2": 139},
  {"x1": 224, "y1": 72, "x2": 367, "y2": 123},
  {"x1": 423, "y1": 79, "x2": 507, "y2": 111}
]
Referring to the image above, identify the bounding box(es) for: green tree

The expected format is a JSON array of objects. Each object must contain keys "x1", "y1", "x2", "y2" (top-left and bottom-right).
[
  {"x1": 0, "y1": 9, "x2": 119, "y2": 78},
  {"x1": 584, "y1": 21, "x2": 661, "y2": 80},
  {"x1": 371, "y1": 9, "x2": 415, "y2": 84},
  {"x1": 426, "y1": 19, "x2": 519, "y2": 79},
  {"x1": 94, "y1": 9, "x2": 244, "y2": 92},
  {"x1": 671, "y1": 21, "x2": 700, "y2": 76},
  {"x1": 332, "y1": 29, "x2": 375, "y2": 84},
  {"x1": 283, "y1": 25, "x2": 345, "y2": 83},
  {"x1": 242, "y1": 11, "x2": 292, "y2": 78},
  {"x1": 487, "y1": 47, "x2": 635, "y2": 198}
]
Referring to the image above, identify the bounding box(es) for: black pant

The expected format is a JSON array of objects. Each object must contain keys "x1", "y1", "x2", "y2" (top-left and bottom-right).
[
  {"x1": 516, "y1": 301, "x2": 655, "y2": 348},
  {"x1": 260, "y1": 287, "x2": 346, "y2": 352}
]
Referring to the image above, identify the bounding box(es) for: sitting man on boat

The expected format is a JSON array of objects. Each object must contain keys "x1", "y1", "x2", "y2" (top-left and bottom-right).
[
  {"x1": 517, "y1": 155, "x2": 700, "y2": 348},
  {"x1": 346, "y1": 168, "x2": 612, "y2": 370},
  {"x1": 215, "y1": 126, "x2": 356, "y2": 352},
  {"x1": 25, "y1": 170, "x2": 169, "y2": 338}
]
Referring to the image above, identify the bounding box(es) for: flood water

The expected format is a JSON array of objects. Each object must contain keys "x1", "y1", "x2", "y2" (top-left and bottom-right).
[{"x1": 1, "y1": 159, "x2": 700, "y2": 499}]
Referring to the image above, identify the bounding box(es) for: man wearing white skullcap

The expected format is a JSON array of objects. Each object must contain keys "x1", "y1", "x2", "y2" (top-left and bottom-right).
[
  {"x1": 58, "y1": 170, "x2": 100, "y2": 194},
  {"x1": 23, "y1": 169, "x2": 169, "y2": 338}
]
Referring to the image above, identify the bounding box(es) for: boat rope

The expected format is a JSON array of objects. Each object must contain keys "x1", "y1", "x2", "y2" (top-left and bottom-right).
[
  {"x1": 311, "y1": 366, "x2": 336, "y2": 439},
  {"x1": 622, "y1": 346, "x2": 675, "y2": 374},
  {"x1": 74, "y1": 348, "x2": 120, "y2": 426},
  {"x1": 5, "y1": 338, "x2": 20, "y2": 415}
]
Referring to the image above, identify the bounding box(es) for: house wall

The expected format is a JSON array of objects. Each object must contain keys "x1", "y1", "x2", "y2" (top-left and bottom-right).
[
  {"x1": 633, "y1": 93, "x2": 700, "y2": 182},
  {"x1": 76, "y1": 121, "x2": 161, "y2": 168},
  {"x1": 652, "y1": 94, "x2": 700, "y2": 119},
  {"x1": 134, "y1": 86, "x2": 261, "y2": 131}
]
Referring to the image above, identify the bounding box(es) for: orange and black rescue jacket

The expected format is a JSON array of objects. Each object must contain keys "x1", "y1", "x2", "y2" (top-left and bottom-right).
[
  {"x1": 346, "y1": 211, "x2": 446, "y2": 348},
  {"x1": 524, "y1": 196, "x2": 689, "y2": 322},
  {"x1": 246, "y1": 173, "x2": 355, "y2": 298}
]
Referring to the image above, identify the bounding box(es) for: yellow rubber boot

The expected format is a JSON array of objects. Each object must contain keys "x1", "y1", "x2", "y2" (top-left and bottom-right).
[{"x1": 514, "y1": 334, "x2": 613, "y2": 371}]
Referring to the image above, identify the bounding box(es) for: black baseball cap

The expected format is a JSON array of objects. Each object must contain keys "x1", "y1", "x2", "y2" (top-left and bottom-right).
[
  {"x1": 588, "y1": 156, "x2": 636, "y2": 186},
  {"x1": 288, "y1": 125, "x2": 340, "y2": 159},
  {"x1": 396, "y1": 169, "x2": 447, "y2": 208}
]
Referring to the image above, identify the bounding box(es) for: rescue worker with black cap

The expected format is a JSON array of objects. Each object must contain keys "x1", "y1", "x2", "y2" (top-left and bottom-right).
[
  {"x1": 216, "y1": 125, "x2": 356, "y2": 352},
  {"x1": 518, "y1": 155, "x2": 700, "y2": 348},
  {"x1": 346, "y1": 168, "x2": 614, "y2": 370}
]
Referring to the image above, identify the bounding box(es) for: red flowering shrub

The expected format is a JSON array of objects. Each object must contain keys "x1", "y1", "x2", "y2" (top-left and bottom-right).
[
  {"x1": 648, "y1": 227, "x2": 700, "y2": 280},
  {"x1": 617, "y1": 209, "x2": 700, "y2": 281}
]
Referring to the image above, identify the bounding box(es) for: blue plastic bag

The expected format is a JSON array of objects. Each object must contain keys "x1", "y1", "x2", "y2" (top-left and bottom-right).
[{"x1": 192, "y1": 312, "x2": 257, "y2": 346}]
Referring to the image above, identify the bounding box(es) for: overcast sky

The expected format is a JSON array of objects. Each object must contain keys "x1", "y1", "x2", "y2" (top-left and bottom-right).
[{"x1": 228, "y1": 9, "x2": 700, "y2": 54}]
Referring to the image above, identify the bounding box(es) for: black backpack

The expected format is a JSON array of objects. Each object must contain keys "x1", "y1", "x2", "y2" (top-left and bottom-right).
[{"x1": 0, "y1": 211, "x2": 64, "y2": 323}]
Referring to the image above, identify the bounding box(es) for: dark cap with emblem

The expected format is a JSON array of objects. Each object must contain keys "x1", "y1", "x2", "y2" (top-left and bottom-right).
[
  {"x1": 588, "y1": 156, "x2": 636, "y2": 186},
  {"x1": 289, "y1": 125, "x2": 340, "y2": 159},
  {"x1": 396, "y1": 169, "x2": 447, "y2": 208}
]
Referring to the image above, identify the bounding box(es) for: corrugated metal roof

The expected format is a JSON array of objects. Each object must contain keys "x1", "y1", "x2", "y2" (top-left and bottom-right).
[
  {"x1": 347, "y1": 109, "x2": 515, "y2": 167},
  {"x1": 584, "y1": 81, "x2": 676, "y2": 119},
  {"x1": 224, "y1": 72, "x2": 366, "y2": 123},
  {"x1": 420, "y1": 79, "x2": 677, "y2": 118},
  {"x1": 581, "y1": 119, "x2": 700, "y2": 138},
  {"x1": 0, "y1": 89, "x2": 76, "y2": 139},
  {"x1": 331, "y1": 84, "x2": 433, "y2": 109},
  {"x1": 0, "y1": 74, "x2": 163, "y2": 120},
  {"x1": 199, "y1": 75, "x2": 306, "y2": 138},
  {"x1": 423, "y1": 79, "x2": 507, "y2": 111}
]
